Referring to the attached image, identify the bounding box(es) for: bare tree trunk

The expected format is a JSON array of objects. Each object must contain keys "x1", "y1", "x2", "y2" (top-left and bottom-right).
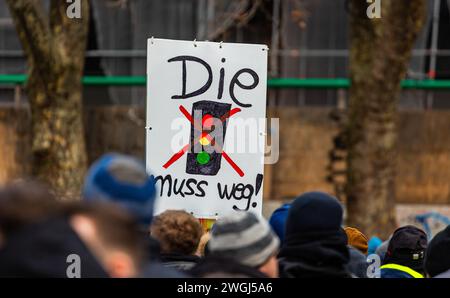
[
  {"x1": 344, "y1": 0, "x2": 427, "y2": 238},
  {"x1": 6, "y1": 0, "x2": 89, "y2": 199}
]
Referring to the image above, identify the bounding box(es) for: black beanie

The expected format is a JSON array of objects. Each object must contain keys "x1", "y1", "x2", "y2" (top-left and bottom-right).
[
  {"x1": 383, "y1": 225, "x2": 427, "y2": 273},
  {"x1": 425, "y1": 225, "x2": 450, "y2": 277},
  {"x1": 285, "y1": 192, "x2": 344, "y2": 236}
]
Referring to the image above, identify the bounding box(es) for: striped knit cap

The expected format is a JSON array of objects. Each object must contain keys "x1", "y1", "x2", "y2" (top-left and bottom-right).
[{"x1": 208, "y1": 211, "x2": 280, "y2": 268}]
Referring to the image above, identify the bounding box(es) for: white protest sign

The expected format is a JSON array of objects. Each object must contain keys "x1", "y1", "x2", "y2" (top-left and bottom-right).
[{"x1": 146, "y1": 38, "x2": 268, "y2": 218}]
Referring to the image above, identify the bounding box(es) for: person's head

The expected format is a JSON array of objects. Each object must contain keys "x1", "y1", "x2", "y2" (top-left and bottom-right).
[
  {"x1": 83, "y1": 153, "x2": 156, "y2": 227},
  {"x1": 0, "y1": 215, "x2": 108, "y2": 278},
  {"x1": 424, "y1": 225, "x2": 450, "y2": 277},
  {"x1": 280, "y1": 191, "x2": 349, "y2": 271},
  {"x1": 375, "y1": 239, "x2": 390, "y2": 261},
  {"x1": 269, "y1": 203, "x2": 290, "y2": 244},
  {"x1": 208, "y1": 211, "x2": 280, "y2": 278},
  {"x1": 345, "y1": 227, "x2": 368, "y2": 255},
  {"x1": 285, "y1": 191, "x2": 345, "y2": 237},
  {"x1": 0, "y1": 181, "x2": 63, "y2": 248},
  {"x1": 66, "y1": 202, "x2": 147, "y2": 278},
  {"x1": 383, "y1": 225, "x2": 427, "y2": 274},
  {"x1": 150, "y1": 210, "x2": 203, "y2": 256}
]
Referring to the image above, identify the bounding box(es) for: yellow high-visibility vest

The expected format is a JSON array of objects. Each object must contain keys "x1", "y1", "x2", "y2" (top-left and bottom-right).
[{"x1": 380, "y1": 263, "x2": 424, "y2": 278}]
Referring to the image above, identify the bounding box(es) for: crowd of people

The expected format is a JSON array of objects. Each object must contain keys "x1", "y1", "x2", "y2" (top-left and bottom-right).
[{"x1": 0, "y1": 153, "x2": 449, "y2": 278}]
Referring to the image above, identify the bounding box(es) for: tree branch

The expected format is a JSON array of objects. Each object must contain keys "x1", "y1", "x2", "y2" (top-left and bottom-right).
[
  {"x1": 208, "y1": 0, "x2": 254, "y2": 40},
  {"x1": 50, "y1": 0, "x2": 90, "y2": 68},
  {"x1": 5, "y1": 0, "x2": 54, "y2": 102},
  {"x1": 6, "y1": 0, "x2": 51, "y2": 63}
]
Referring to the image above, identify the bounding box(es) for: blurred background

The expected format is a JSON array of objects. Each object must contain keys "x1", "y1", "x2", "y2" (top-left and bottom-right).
[{"x1": 0, "y1": 0, "x2": 450, "y2": 237}]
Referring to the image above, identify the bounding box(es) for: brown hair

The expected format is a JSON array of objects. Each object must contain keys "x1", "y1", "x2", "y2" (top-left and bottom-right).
[
  {"x1": 0, "y1": 181, "x2": 63, "y2": 237},
  {"x1": 151, "y1": 210, "x2": 203, "y2": 255}
]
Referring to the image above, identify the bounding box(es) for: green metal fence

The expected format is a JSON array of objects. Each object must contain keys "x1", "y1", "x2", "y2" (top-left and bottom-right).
[{"x1": 1, "y1": 75, "x2": 450, "y2": 89}]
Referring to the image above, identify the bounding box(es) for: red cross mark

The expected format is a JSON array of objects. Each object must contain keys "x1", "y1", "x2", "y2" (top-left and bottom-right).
[{"x1": 162, "y1": 104, "x2": 244, "y2": 177}]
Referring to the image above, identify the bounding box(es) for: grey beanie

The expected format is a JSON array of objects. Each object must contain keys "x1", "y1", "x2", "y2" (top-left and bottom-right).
[{"x1": 208, "y1": 211, "x2": 280, "y2": 268}]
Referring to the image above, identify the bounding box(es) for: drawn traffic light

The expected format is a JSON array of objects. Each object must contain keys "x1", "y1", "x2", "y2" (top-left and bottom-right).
[
  {"x1": 186, "y1": 100, "x2": 231, "y2": 176},
  {"x1": 162, "y1": 101, "x2": 244, "y2": 177}
]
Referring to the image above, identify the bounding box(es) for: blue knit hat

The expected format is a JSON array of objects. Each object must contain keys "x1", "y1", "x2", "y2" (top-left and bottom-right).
[
  {"x1": 368, "y1": 236, "x2": 383, "y2": 255},
  {"x1": 269, "y1": 203, "x2": 290, "y2": 244},
  {"x1": 83, "y1": 153, "x2": 156, "y2": 226}
]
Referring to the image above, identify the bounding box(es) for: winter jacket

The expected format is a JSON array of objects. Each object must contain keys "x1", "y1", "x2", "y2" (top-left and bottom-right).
[
  {"x1": 278, "y1": 230, "x2": 352, "y2": 278},
  {"x1": 380, "y1": 263, "x2": 424, "y2": 278},
  {"x1": 0, "y1": 216, "x2": 108, "y2": 278},
  {"x1": 346, "y1": 245, "x2": 368, "y2": 278}
]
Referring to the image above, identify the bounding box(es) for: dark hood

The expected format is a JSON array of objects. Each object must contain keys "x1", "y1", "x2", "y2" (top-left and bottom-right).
[
  {"x1": 277, "y1": 192, "x2": 350, "y2": 278},
  {"x1": 278, "y1": 229, "x2": 351, "y2": 278},
  {"x1": 0, "y1": 216, "x2": 108, "y2": 278},
  {"x1": 278, "y1": 258, "x2": 351, "y2": 278},
  {"x1": 425, "y1": 225, "x2": 450, "y2": 277}
]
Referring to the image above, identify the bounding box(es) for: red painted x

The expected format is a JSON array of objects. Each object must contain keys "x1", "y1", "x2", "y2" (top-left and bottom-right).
[{"x1": 162, "y1": 105, "x2": 244, "y2": 177}]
